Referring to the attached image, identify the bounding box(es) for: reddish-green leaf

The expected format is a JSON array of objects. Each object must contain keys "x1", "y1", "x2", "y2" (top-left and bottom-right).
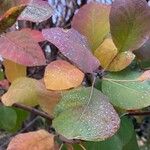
[
  {"x1": 72, "y1": 3, "x2": 110, "y2": 51},
  {"x1": 0, "y1": 29, "x2": 46, "y2": 66},
  {"x1": 42, "y1": 28, "x2": 100, "y2": 73},
  {"x1": 110, "y1": 0, "x2": 150, "y2": 52}
]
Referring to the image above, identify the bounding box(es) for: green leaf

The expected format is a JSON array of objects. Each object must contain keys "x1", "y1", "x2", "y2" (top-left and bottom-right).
[
  {"x1": 72, "y1": 3, "x2": 110, "y2": 51},
  {"x1": 0, "y1": 106, "x2": 17, "y2": 131},
  {"x1": 12, "y1": 107, "x2": 28, "y2": 131},
  {"x1": 0, "y1": 70, "x2": 4, "y2": 80},
  {"x1": 80, "y1": 116, "x2": 139, "y2": 150},
  {"x1": 110, "y1": 0, "x2": 150, "y2": 52},
  {"x1": 102, "y1": 69, "x2": 150, "y2": 109},
  {"x1": 53, "y1": 87, "x2": 120, "y2": 141}
]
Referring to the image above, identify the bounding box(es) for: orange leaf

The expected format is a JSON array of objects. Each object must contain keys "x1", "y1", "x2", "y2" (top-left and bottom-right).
[
  {"x1": 137, "y1": 70, "x2": 150, "y2": 81},
  {"x1": 44, "y1": 60, "x2": 84, "y2": 90},
  {"x1": 3, "y1": 59, "x2": 26, "y2": 82},
  {"x1": 7, "y1": 130, "x2": 55, "y2": 150}
]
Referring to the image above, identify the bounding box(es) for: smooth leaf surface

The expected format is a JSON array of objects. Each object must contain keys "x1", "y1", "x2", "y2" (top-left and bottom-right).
[
  {"x1": 72, "y1": 3, "x2": 110, "y2": 51},
  {"x1": 7, "y1": 130, "x2": 55, "y2": 150},
  {"x1": 0, "y1": 106, "x2": 17, "y2": 131},
  {"x1": 3, "y1": 59, "x2": 26, "y2": 82},
  {"x1": 1, "y1": 77, "x2": 48, "y2": 106},
  {"x1": 135, "y1": 38, "x2": 150, "y2": 61},
  {"x1": 20, "y1": 28, "x2": 45, "y2": 42},
  {"x1": 44, "y1": 60, "x2": 84, "y2": 90},
  {"x1": 53, "y1": 87, "x2": 120, "y2": 141},
  {"x1": 18, "y1": 0, "x2": 53, "y2": 23},
  {"x1": 0, "y1": 29, "x2": 46, "y2": 66},
  {"x1": 82, "y1": 116, "x2": 139, "y2": 150},
  {"x1": 42, "y1": 28, "x2": 100, "y2": 73},
  {"x1": 0, "y1": 5, "x2": 25, "y2": 34},
  {"x1": 102, "y1": 69, "x2": 150, "y2": 109},
  {"x1": 110, "y1": 0, "x2": 150, "y2": 51},
  {"x1": 94, "y1": 38, "x2": 135, "y2": 71}
]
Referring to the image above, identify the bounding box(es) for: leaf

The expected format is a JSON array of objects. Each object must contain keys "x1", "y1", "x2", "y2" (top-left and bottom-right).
[
  {"x1": 12, "y1": 107, "x2": 29, "y2": 132},
  {"x1": 42, "y1": 28, "x2": 100, "y2": 73},
  {"x1": 110, "y1": 0, "x2": 150, "y2": 51},
  {"x1": 0, "y1": 0, "x2": 27, "y2": 16},
  {"x1": 1, "y1": 77, "x2": 48, "y2": 106},
  {"x1": 135, "y1": 38, "x2": 150, "y2": 61},
  {"x1": 18, "y1": 0, "x2": 53, "y2": 23},
  {"x1": 53, "y1": 87, "x2": 120, "y2": 141},
  {"x1": 44, "y1": 60, "x2": 84, "y2": 90},
  {"x1": 0, "y1": 106, "x2": 17, "y2": 131},
  {"x1": 7, "y1": 130, "x2": 55, "y2": 150},
  {"x1": 0, "y1": 29, "x2": 46, "y2": 66},
  {"x1": 82, "y1": 116, "x2": 139, "y2": 150},
  {"x1": 137, "y1": 70, "x2": 150, "y2": 81},
  {"x1": 72, "y1": 3, "x2": 110, "y2": 51},
  {"x1": 38, "y1": 90, "x2": 61, "y2": 115},
  {"x1": 3, "y1": 59, "x2": 26, "y2": 82},
  {"x1": 20, "y1": 28, "x2": 45, "y2": 42},
  {"x1": 0, "y1": 70, "x2": 4, "y2": 80},
  {"x1": 0, "y1": 5, "x2": 26, "y2": 34},
  {"x1": 102, "y1": 69, "x2": 150, "y2": 109},
  {"x1": 94, "y1": 38, "x2": 135, "y2": 71}
]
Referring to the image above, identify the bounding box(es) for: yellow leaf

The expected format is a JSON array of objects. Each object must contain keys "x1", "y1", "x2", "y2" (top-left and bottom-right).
[
  {"x1": 2, "y1": 77, "x2": 47, "y2": 106},
  {"x1": 94, "y1": 38, "x2": 135, "y2": 71},
  {"x1": 7, "y1": 130, "x2": 55, "y2": 150},
  {"x1": 44, "y1": 60, "x2": 84, "y2": 90},
  {"x1": 3, "y1": 59, "x2": 26, "y2": 82}
]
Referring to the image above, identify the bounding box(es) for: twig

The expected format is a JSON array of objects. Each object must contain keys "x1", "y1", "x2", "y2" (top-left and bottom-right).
[
  {"x1": 128, "y1": 111, "x2": 150, "y2": 116},
  {"x1": 13, "y1": 103, "x2": 54, "y2": 121}
]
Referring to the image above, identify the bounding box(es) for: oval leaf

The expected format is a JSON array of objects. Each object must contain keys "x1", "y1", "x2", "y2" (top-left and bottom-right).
[
  {"x1": 7, "y1": 130, "x2": 55, "y2": 150},
  {"x1": 110, "y1": 0, "x2": 150, "y2": 51},
  {"x1": 0, "y1": 29, "x2": 46, "y2": 66},
  {"x1": 0, "y1": 5, "x2": 25, "y2": 34},
  {"x1": 72, "y1": 3, "x2": 110, "y2": 51},
  {"x1": 3, "y1": 59, "x2": 26, "y2": 82},
  {"x1": 42, "y1": 28, "x2": 100, "y2": 73},
  {"x1": 102, "y1": 69, "x2": 150, "y2": 109},
  {"x1": 53, "y1": 87, "x2": 120, "y2": 141},
  {"x1": 44, "y1": 60, "x2": 84, "y2": 90},
  {"x1": 18, "y1": 0, "x2": 53, "y2": 23},
  {"x1": 1, "y1": 77, "x2": 48, "y2": 106}
]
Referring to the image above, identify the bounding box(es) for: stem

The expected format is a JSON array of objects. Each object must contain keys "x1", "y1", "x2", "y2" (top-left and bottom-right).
[
  {"x1": 13, "y1": 103, "x2": 54, "y2": 121},
  {"x1": 128, "y1": 111, "x2": 150, "y2": 116},
  {"x1": 79, "y1": 144, "x2": 87, "y2": 150},
  {"x1": 103, "y1": 77, "x2": 138, "y2": 82}
]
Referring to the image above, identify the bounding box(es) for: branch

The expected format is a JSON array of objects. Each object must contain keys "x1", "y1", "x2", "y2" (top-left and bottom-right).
[
  {"x1": 13, "y1": 103, "x2": 54, "y2": 121},
  {"x1": 128, "y1": 111, "x2": 150, "y2": 116}
]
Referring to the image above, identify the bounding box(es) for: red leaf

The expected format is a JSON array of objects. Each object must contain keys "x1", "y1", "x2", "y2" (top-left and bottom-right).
[
  {"x1": 42, "y1": 28, "x2": 100, "y2": 73},
  {"x1": 21, "y1": 28, "x2": 45, "y2": 42},
  {"x1": 0, "y1": 29, "x2": 46, "y2": 66}
]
